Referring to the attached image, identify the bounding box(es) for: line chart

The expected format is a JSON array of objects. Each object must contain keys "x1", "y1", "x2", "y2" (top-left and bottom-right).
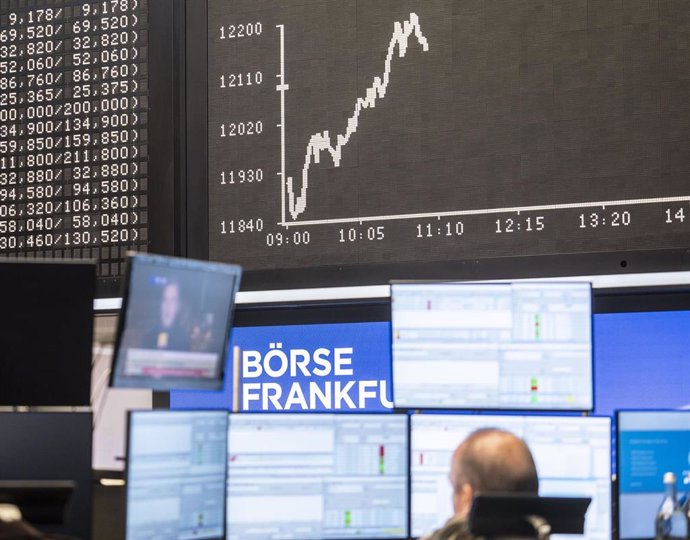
[
  {"x1": 279, "y1": 13, "x2": 430, "y2": 224},
  {"x1": 206, "y1": 0, "x2": 690, "y2": 274}
]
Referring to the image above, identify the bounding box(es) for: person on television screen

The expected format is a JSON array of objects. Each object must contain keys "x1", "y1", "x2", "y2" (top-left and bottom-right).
[
  {"x1": 142, "y1": 281, "x2": 190, "y2": 351},
  {"x1": 423, "y1": 428, "x2": 539, "y2": 540}
]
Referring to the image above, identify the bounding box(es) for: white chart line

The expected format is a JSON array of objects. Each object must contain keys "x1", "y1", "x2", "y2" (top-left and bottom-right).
[
  {"x1": 284, "y1": 13, "x2": 430, "y2": 222},
  {"x1": 277, "y1": 195, "x2": 690, "y2": 227},
  {"x1": 276, "y1": 24, "x2": 289, "y2": 226}
]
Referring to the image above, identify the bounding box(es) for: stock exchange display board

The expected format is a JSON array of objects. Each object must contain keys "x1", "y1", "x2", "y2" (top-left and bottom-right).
[
  {"x1": 201, "y1": 0, "x2": 690, "y2": 284},
  {"x1": 0, "y1": 0, "x2": 149, "y2": 280}
]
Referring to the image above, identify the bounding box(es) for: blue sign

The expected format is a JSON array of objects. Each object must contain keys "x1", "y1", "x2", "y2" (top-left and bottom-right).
[
  {"x1": 170, "y1": 322, "x2": 393, "y2": 412},
  {"x1": 171, "y1": 310, "x2": 690, "y2": 414}
]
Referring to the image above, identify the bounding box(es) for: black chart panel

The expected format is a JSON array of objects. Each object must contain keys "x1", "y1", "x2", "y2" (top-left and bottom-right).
[
  {"x1": 0, "y1": 0, "x2": 148, "y2": 279},
  {"x1": 208, "y1": 1, "x2": 690, "y2": 273}
]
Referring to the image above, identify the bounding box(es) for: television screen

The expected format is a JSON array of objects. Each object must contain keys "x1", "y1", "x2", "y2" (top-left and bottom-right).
[
  {"x1": 392, "y1": 282, "x2": 593, "y2": 410},
  {"x1": 0, "y1": 260, "x2": 95, "y2": 406},
  {"x1": 410, "y1": 413, "x2": 611, "y2": 540},
  {"x1": 227, "y1": 413, "x2": 409, "y2": 539},
  {"x1": 125, "y1": 410, "x2": 229, "y2": 540},
  {"x1": 111, "y1": 253, "x2": 241, "y2": 390},
  {"x1": 617, "y1": 410, "x2": 690, "y2": 540}
]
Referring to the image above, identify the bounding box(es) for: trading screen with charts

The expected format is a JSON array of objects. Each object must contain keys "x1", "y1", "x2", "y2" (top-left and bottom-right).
[
  {"x1": 126, "y1": 411, "x2": 228, "y2": 540},
  {"x1": 392, "y1": 282, "x2": 593, "y2": 410},
  {"x1": 410, "y1": 414, "x2": 611, "y2": 540},
  {"x1": 226, "y1": 413, "x2": 408, "y2": 540}
]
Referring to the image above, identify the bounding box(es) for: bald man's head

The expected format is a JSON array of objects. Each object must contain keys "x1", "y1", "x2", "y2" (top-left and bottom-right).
[{"x1": 449, "y1": 428, "x2": 538, "y2": 518}]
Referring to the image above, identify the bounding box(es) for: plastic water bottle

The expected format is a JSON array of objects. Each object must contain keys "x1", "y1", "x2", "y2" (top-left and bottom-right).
[{"x1": 655, "y1": 472, "x2": 688, "y2": 540}]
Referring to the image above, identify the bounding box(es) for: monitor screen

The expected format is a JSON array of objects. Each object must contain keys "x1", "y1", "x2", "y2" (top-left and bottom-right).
[
  {"x1": 226, "y1": 413, "x2": 409, "y2": 540},
  {"x1": 0, "y1": 412, "x2": 93, "y2": 540},
  {"x1": 125, "y1": 410, "x2": 229, "y2": 540},
  {"x1": 617, "y1": 410, "x2": 690, "y2": 540},
  {"x1": 0, "y1": 260, "x2": 95, "y2": 406},
  {"x1": 594, "y1": 311, "x2": 690, "y2": 415},
  {"x1": 392, "y1": 282, "x2": 593, "y2": 410},
  {"x1": 410, "y1": 413, "x2": 611, "y2": 540},
  {"x1": 111, "y1": 253, "x2": 241, "y2": 390}
]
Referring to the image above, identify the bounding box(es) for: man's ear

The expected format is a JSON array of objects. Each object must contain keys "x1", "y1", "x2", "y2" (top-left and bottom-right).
[{"x1": 453, "y1": 483, "x2": 475, "y2": 519}]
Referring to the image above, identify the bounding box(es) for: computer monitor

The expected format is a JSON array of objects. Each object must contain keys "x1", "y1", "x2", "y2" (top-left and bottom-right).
[
  {"x1": 125, "y1": 410, "x2": 229, "y2": 540},
  {"x1": 410, "y1": 413, "x2": 611, "y2": 540},
  {"x1": 0, "y1": 412, "x2": 93, "y2": 540},
  {"x1": 111, "y1": 253, "x2": 242, "y2": 390},
  {"x1": 617, "y1": 410, "x2": 690, "y2": 540},
  {"x1": 0, "y1": 260, "x2": 95, "y2": 406},
  {"x1": 391, "y1": 282, "x2": 593, "y2": 410},
  {"x1": 226, "y1": 413, "x2": 409, "y2": 540}
]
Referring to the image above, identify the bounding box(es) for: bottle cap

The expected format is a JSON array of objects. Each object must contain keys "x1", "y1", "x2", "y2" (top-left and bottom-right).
[{"x1": 663, "y1": 472, "x2": 677, "y2": 484}]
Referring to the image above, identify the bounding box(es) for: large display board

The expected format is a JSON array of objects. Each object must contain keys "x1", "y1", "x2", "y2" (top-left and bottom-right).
[
  {"x1": 191, "y1": 0, "x2": 690, "y2": 286},
  {"x1": 0, "y1": 0, "x2": 176, "y2": 292}
]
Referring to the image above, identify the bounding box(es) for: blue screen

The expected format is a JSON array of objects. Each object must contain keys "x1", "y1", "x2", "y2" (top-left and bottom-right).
[
  {"x1": 593, "y1": 311, "x2": 690, "y2": 415},
  {"x1": 170, "y1": 322, "x2": 393, "y2": 412},
  {"x1": 618, "y1": 411, "x2": 690, "y2": 539},
  {"x1": 171, "y1": 310, "x2": 690, "y2": 414}
]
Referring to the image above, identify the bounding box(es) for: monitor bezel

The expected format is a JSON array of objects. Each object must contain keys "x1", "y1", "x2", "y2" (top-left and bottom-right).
[
  {"x1": 225, "y1": 411, "x2": 411, "y2": 540},
  {"x1": 389, "y1": 281, "x2": 595, "y2": 413},
  {"x1": 110, "y1": 253, "x2": 242, "y2": 391},
  {"x1": 615, "y1": 408, "x2": 690, "y2": 540},
  {"x1": 124, "y1": 409, "x2": 230, "y2": 540}
]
